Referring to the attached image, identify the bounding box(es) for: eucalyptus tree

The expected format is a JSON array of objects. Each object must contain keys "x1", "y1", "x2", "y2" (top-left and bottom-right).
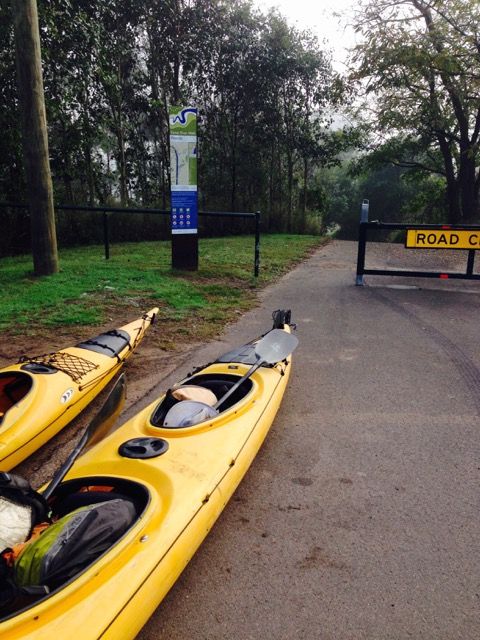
[
  {"x1": 93, "y1": 1, "x2": 146, "y2": 206},
  {"x1": 258, "y1": 13, "x2": 337, "y2": 230},
  {"x1": 204, "y1": 2, "x2": 268, "y2": 212},
  {"x1": 1, "y1": 0, "x2": 343, "y2": 249},
  {"x1": 143, "y1": 0, "x2": 228, "y2": 207},
  {"x1": 351, "y1": 0, "x2": 480, "y2": 223},
  {"x1": 38, "y1": 0, "x2": 107, "y2": 206}
]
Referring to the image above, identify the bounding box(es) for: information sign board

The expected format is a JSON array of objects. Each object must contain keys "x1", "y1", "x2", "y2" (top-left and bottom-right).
[{"x1": 169, "y1": 107, "x2": 198, "y2": 235}]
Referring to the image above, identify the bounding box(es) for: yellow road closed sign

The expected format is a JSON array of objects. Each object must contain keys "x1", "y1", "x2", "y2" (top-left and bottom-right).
[{"x1": 406, "y1": 229, "x2": 480, "y2": 250}]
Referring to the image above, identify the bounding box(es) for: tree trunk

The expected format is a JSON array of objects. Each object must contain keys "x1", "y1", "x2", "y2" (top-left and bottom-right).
[
  {"x1": 475, "y1": 169, "x2": 480, "y2": 214},
  {"x1": 12, "y1": 0, "x2": 58, "y2": 275},
  {"x1": 302, "y1": 157, "x2": 308, "y2": 215},
  {"x1": 117, "y1": 121, "x2": 128, "y2": 207},
  {"x1": 286, "y1": 151, "x2": 293, "y2": 232},
  {"x1": 269, "y1": 142, "x2": 274, "y2": 211},
  {"x1": 82, "y1": 139, "x2": 95, "y2": 207},
  {"x1": 445, "y1": 179, "x2": 461, "y2": 225},
  {"x1": 81, "y1": 98, "x2": 95, "y2": 206},
  {"x1": 147, "y1": 28, "x2": 168, "y2": 207},
  {"x1": 458, "y1": 148, "x2": 477, "y2": 221},
  {"x1": 301, "y1": 155, "x2": 308, "y2": 232},
  {"x1": 436, "y1": 132, "x2": 461, "y2": 224},
  {"x1": 116, "y1": 61, "x2": 128, "y2": 207},
  {"x1": 417, "y1": 0, "x2": 478, "y2": 222},
  {"x1": 60, "y1": 119, "x2": 74, "y2": 203}
]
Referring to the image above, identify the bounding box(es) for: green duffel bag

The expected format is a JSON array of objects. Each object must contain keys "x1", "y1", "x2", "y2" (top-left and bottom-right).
[{"x1": 14, "y1": 498, "x2": 136, "y2": 591}]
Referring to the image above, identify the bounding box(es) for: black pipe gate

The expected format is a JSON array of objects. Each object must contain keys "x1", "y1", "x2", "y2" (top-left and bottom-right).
[{"x1": 355, "y1": 201, "x2": 480, "y2": 285}]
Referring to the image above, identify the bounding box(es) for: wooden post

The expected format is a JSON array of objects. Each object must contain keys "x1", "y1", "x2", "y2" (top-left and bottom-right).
[{"x1": 12, "y1": 0, "x2": 58, "y2": 275}]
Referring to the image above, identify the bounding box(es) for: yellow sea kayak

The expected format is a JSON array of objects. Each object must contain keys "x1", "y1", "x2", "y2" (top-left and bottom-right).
[
  {"x1": 0, "y1": 308, "x2": 158, "y2": 470},
  {"x1": 0, "y1": 311, "x2": 296, "y2": 639}
]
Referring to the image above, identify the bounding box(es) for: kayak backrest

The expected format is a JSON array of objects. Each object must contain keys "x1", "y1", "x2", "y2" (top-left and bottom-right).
[{"x1": 0, "y1": 373, "x2": 33, "y2": 420}]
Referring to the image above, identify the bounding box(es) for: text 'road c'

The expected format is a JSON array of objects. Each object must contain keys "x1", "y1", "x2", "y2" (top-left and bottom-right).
[{"x1": 406, "y1": 229, "x2": 480, "y2": 250}]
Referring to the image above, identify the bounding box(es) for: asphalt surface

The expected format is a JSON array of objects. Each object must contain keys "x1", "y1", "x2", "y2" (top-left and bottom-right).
[{"x1": 133, "y1": 240, "x2": 480, "y2": 640}]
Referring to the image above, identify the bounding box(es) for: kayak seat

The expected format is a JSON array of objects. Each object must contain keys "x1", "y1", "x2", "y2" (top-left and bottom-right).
[
  {"x1": 76, "y1": 329, "x2": 131, "y2": 358},
  {"x1": 0, "y1": 373, "x2": 33, "y2": 420},
  {"x1": 150, "y1": 373, "x2": 253, "y2": 427}
]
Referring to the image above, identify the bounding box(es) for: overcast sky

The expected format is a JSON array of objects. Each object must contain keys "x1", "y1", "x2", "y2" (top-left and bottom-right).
[{"x1": 253, "y1": 0, "x2": 358, "y2": 70}]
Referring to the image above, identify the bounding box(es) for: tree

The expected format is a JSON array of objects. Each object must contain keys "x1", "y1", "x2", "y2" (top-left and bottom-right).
[
  {"x1": 12, "y1": 0, "x2": 58, "y2": 274},
  {"x1": 350, "y1": 0, "x2": 480, "y2": 223},
  {"x1": 0, "y1": 0, "x2": 342, "y2": 251}
]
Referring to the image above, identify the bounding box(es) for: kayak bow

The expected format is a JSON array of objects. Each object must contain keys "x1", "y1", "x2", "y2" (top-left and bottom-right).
[
  {"x1": 0, "y1": 311, "x2": 296, "y2": 639},
  {"x1": 0, "y1": 308, "x2": 158, "y2": 470}
]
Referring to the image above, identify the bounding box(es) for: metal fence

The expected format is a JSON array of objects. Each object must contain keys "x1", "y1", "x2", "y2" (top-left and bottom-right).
[{"x1": 0, "y1": 203, "x2": 261, "y2": 277}]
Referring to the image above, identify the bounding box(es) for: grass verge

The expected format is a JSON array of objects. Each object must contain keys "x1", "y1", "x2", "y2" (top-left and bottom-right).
[{"x1": 0, "y1": 234, "x2": 326, "y2": 347}]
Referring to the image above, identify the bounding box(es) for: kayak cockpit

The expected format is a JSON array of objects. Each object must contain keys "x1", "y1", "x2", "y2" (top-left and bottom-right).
[
  {"x1": 150, "y1": 373, "x2": 254, "y2": 428},
  {"x1": 0, "y1": 373, "x2": 33, "y2": 424},
  {"x1": 0, "y1": 477, "x2": 149, "y2": 621}
]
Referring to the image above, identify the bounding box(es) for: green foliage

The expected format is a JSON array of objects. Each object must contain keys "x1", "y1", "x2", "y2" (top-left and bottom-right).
[
  {"x1": 1, "y1": 0, "x2": 348, "y2": 250},
  {"x1": 316, "y1": 158, "x2": 448, "y2": 238},
  {"x1": 350, "y1": 0, "x2": 480, "y2": 224}
]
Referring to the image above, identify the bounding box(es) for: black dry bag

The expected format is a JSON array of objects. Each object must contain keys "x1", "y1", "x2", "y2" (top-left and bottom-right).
[{"x1": 14, "y1": 498, "x2": 136, "y2": 590}]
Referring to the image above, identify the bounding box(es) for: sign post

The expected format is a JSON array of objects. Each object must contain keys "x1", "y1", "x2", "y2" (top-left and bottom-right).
[{"x1": 169, "y1": 106, "x2": 198, "y2": 270}]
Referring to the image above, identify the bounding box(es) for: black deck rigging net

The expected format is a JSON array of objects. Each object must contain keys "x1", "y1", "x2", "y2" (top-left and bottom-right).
[{"x1": 18, "y1": 352, "x2": 99, "y2": 383}]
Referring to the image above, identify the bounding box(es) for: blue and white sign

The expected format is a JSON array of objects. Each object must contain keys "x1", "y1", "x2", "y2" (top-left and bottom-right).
[
  {"x1": 171, "y1": 190, "x2": 198, "y2": 234},
  {"x1": 169, "y1": 107, "x2": 198, "y2": 235}
]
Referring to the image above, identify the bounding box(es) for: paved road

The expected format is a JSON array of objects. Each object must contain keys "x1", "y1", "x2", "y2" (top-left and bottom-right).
[{"x1": 137, "y1": 240, "x2": 480, "y2": 640}]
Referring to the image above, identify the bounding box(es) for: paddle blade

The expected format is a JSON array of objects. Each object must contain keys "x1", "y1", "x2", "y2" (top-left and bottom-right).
[
  {"x1": 255, "y1": 329, "x2": 299, "y2": 364},
  {"x1": 84, "y1": 374, "x2": 126, "y2": 451},
  {"x1": 214, "y1": 328, "x2": 298, "y2": 412}
]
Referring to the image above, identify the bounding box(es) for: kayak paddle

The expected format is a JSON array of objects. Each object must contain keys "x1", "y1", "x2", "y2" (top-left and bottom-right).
[
  {"x1": 214, "y1": 329, "x2": 298, "y2": 410},
  {"x1": 43, "y1": 374, "x2": 126, "y2": 500},
  {"x1": 164, "y1": 329, "x2": 298, "y2": 427}
]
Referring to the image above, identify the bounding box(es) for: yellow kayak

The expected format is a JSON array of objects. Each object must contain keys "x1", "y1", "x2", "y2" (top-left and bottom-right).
[
  {"x1": 0, "y1": 308, "x2": 158, "y2": 470},
  {"x1": 0, "y1": 312, "x2": 296, "y2": 639}
]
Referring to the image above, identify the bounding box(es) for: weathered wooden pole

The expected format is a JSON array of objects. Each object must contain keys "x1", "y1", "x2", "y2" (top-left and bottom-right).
[{"x1": 12, "y1": 0, "x2": 58, "y2": 275}]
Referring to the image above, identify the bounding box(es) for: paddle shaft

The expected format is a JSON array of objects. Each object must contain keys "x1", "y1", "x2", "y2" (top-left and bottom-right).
[
  {"x1": 42, "y1": 433, "x2": 88, "y2": 500},
  {"x1": 42, "y1": 374, "x2": 126, "y2": 500},
  {"x1": 213, "y1": 360, "x2": 262, "y2": 411}
]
